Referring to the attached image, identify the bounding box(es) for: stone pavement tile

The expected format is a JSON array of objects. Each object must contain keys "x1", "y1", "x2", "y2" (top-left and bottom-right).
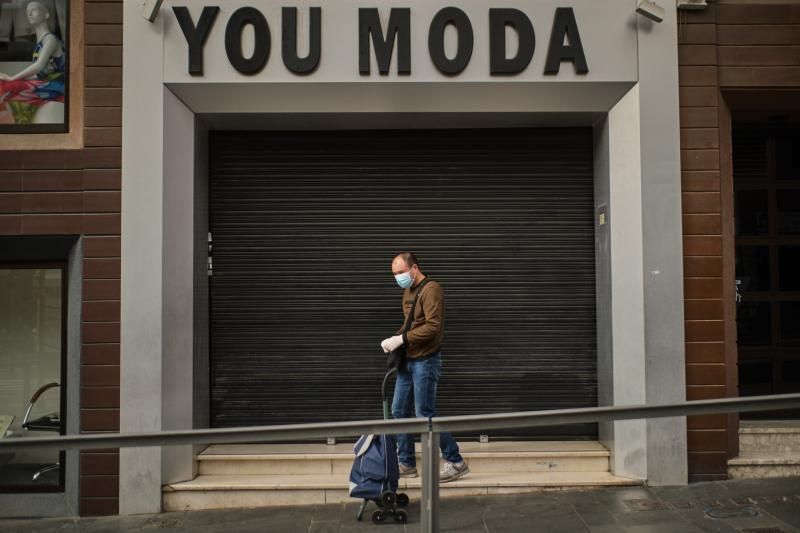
[
  {"x1": 309, "y1": 519, "x2": 344, "y2": 532},
  {"x1": 573, "y1": 502, "x2": 620, "y2": 527},
  {"x1": 586, "y1": 525, "x2": 624, "y2": 533},
  {"x1": 623, "y1": 525, "x2": 702, "y2": 533},
  {"x1": 484, "y1": 514, "x2": 588, "y2": 533},
  {"x1": 614, "y1": 509, "x2": 698, "y2": 532},
  {"x1": 759, "y1": 500, "x2": 800, "y2": 530},
  {"x1": 723, "y1": 478, "x2": 800, "y2": 499},
  {"x1": 674, "y1": 509, "x2": 740, "y2": 533}
]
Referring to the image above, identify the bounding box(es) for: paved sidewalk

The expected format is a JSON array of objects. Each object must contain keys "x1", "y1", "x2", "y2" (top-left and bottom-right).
[{"x1": 3, "y1": 478, "x2": 800, "y2": 532}]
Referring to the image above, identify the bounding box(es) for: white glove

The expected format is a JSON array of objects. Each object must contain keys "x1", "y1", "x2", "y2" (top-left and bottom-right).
[{"x1": 381, "y1": 335, "x2": 404, "y2": 353}]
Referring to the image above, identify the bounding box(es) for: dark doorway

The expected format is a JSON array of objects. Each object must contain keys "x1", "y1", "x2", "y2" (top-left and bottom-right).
[{"x1": 733, "y1": 125, "x2": 800, "y2": 415}]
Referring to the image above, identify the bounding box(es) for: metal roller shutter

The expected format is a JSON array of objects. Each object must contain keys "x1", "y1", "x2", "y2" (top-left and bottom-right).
[{"x1": 209, "y1": 128, "x2": 597, "y2": 439}]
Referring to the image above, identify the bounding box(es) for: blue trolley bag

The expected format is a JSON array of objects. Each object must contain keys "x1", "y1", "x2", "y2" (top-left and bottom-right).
[{"x1": 348, "y1": 433, "x2": 399, "y2": 499}]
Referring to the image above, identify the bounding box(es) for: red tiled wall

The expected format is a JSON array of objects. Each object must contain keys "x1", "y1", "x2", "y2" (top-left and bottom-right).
[
  {"x1": 0, "y1": 0, "x2": 122, "y2": 516},
  {"x1": 679, "y1": 1, "x2": 800, "y2": 481}
]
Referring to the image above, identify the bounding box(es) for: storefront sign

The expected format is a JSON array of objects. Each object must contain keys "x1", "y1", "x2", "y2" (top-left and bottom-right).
[
  {"x1": 163, "y1": 1, "x2": 637, "y2": 85},
  {"x1": 173, "y1": 5, "x2": 588, "y2": 77}
]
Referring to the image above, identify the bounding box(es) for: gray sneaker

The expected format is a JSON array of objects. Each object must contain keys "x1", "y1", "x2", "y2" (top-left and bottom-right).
[
  {"x1": 439, "y1": 460, "x2": 469, "y2": 483},
  {"x1": 399, "y1": 463, "x2": 418, "y2": 478}
]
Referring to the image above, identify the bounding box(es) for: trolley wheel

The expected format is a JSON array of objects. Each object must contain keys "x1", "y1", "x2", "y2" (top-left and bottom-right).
[
  {"x1": 393, "y1": 509, "x2": 408, "y2": 523},
  {"x1": 380, "y1": 490, "x2": 396, "y2": 508},
  {"x1": 396, "y1": 493, "x2": 410, "y2": 508},
  {"x1": 371, "y1": 510, "x2": 387, "y2": 524}
]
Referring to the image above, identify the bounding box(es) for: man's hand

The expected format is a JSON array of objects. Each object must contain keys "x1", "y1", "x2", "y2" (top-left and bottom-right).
[{"x1": 381, "y1": 335, "x2": 404, "y2": 353}]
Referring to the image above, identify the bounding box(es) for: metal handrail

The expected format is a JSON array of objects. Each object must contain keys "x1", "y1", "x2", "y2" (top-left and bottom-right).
[
  {"x1": 1, "y1": 393, "x2": 798, "y2": 453},
  {"x1": 1, "y1": 392, "x2": 799, "y2": 533}
]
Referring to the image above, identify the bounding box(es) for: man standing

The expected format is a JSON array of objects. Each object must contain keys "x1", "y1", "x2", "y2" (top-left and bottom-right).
[{"x1": 380, "y1": 252, "x2": 469, "y2": 483}]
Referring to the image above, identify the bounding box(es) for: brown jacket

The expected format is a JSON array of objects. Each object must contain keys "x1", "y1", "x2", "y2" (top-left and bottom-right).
[{"x1": 397, "y1": 279, "x2": 445, "y2": 358}]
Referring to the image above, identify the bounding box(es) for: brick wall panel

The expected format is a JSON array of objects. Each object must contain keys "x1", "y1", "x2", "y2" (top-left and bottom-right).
[
  {"x1": 83, "y1": 322, "x2": 120, "y2": 344},
  {"x1": 718, "y1": 25, "x2": 800, "y2": 45},
  {"x1": 688, "y1": 414, "x2": 727, "y2": 429},
  {"x1": 84, "y1": 236, "x2": 121, "y2": 257},
  {"x1": 84, "y1": 192, "x2": 121, "y2": 213},
  {"x1": 682, "y1": 192, "x2": 721, "y2": 213},
  {"x1": 685, "y1": 278, "x2": 724, "y2": 299},
  {"x1": 83, "y1": 300, "x2": 121, "y2": 322},
  {"x1": 685, "y1": 299, "x2": 724, "y2": 320},
  {"x1": 86, "y1": 2, "x2": 123, "y2": 24},
  {"x1": 85, "y1": 128, "x2": 123, "y2": 147},
  {"x1": 85, "y1": 88, "x2": 122, "y2": 107},
  {"x1": 682, "y1": 171, "x2": 721, "y2": 192},
  {"x1": 0, "y1": 215, "x2": 22, "y2": 234},
  {"x1": 81, "y1": 387, "x2": 121, "y2": 408},
  {"x1": 80, "y1": 453, "x2": 120, "y2": 476},
  {"x1": 716, "y1": 4, "x2": 800, "y2": 25},
  {"x1": 81, "y1": 365, "x2": 120, "y2": 387},
  {"x1": 680, "y1": 87, "x2": 720, "y2": 107},
  {"x1": 85, "y1": 108, "x2": 122, "y2": 128},
  {"x1": 680, "y1": 107, "x2": 719, "y2": 128},
  {"x1": 719, "y1": 66, "x2": 800, "y2": 87},
  {"x1": 678, "y1": 23, "x2": 717, "y2": 44},
  {"x1": 685, "y1": 320, "x2": 725, "y2": 341},
  {"x1": 681, "y1": 128, "x2": 719, "y2": 149},
  {"x1": 85, "y1": 24, "x2": 123, "y2": 46},
  {"x1": 83, "y1": 280, "x2": 120, "y2": 301},
  {"x1": 81, "y1": 409, "x2": 120, "y2": 432},
  {"x1": 683, "y1": 214, "x2": 722, "y2": 235},
  {"x1": 684, "y1": 236, "x2": 723, "y2": 256},
  {"x1": 686, "y1": 364, "x2": 726, "y2": 385},
  {"x1": 83, "y1": 169, "x2": 121, "y2": 190},
  {"x1": 21, "y1": 214, "x2": 83, "y2": 233},
  {"x1": 22, "y1": 170, "x2": 84, "y2": 191},
  {"x1": 679, "y1": 45, "x2": 718, "y2": 66},
  {"x1": 684, "y1": 256, "x2": 723, "y2": 277},
  {"x1": 82, "y1": 343, "x2": 120, "y2": 365},
  {"x1": 681, "y1": 150, "x2": 721, "y2": 171},
  {"x1": 719, "y1": 46, "x2": 800, "y2": 66},
  {"x1": 688, "y1": 430, "x2": 728, "y2": 451},
  {"x1": 0, "y1": 171, "x2": 22, "y2": 191},
  {"x1": 686, "y1": 342, "x2": 725, "y2": 363}
]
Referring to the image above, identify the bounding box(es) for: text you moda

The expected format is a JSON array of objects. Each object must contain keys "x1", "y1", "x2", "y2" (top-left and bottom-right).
[{"x1": 173, "y1": 6, "x2": 590, "y2": 77}]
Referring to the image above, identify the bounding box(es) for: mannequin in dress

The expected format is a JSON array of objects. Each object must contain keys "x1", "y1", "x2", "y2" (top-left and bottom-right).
[{"x1": 0, "y1": 1, "x2": 65, "y2": 124}]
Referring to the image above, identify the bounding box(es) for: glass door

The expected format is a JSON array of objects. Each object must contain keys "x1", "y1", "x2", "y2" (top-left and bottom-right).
[{"x1": 0, "y1": 265, "x2": 66, "y2": 492}]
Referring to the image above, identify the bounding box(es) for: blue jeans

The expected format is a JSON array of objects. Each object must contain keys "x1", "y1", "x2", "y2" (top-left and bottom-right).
[{"x1": 391, "y1": 353, "x2": 463, "y2": 466}]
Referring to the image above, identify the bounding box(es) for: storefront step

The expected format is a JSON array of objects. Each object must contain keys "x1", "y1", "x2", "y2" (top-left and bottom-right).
[
  {"x1": 727, "y1": 454, "x2": 800, "y2": 479},
  {"x1": 738, "y1": 421, "x2": 800, "y2": 455},
  {"x1": 195, "y1": 442, "x2": 611, "y2": 476},
  {"x1": 162, "y1": 471, "x2": 640, "y2": 512}
]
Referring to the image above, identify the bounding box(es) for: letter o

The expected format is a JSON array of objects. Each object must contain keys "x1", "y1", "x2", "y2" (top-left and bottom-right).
[
  {"x1": 225, "y1": 7, "x2": 271, "y2": 75},
  {"x1": 428, "y1": 8, "x2": 473, "y2": 76}
]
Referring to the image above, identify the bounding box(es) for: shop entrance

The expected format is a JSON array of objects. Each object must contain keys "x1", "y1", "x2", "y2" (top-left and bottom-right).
[
  {"x1": 208, "y1": 128, "x2": 598, "y2": 439},
  {"x1": 734, "y1": 124, "x2": 800, "y2": 413}
]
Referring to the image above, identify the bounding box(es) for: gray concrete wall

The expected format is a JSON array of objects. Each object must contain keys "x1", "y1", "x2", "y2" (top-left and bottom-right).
[
  {"x1": 595, "y1": 85, "x2": 649, "y2": 481},
  {"x1": 162, "y1": 88, "x2": 199, "y2": 485},
  {"x1": 637, "y1": 7, "x2": 689, "y2": 487},
  {"x1": 119, "y1": 3, "x2": 166, "y2": 515}
]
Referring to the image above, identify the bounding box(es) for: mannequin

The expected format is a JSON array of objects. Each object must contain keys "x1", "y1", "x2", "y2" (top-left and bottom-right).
[{"x1": 0, "y1": 1, "x2": 65, "y2": 124}]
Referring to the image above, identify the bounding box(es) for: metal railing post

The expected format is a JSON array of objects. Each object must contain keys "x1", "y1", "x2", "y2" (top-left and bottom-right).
[{"x1": 420, "y1": 430, "x2": 440, "y2": 533}]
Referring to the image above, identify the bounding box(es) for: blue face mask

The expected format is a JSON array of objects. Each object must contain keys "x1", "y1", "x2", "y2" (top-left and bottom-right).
[{"x1": 395, "y1": 269, "x2": 414, "y2": 289}]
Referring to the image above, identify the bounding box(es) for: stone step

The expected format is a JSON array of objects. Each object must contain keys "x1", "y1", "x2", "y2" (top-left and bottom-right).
[
  {"x1": 163, "y1": 471, "x2": 639, "y2": 511},
  {"x1": 197, "y1": 442, "x2": 610, "y2": 476},
  {"x1": 728, "y1": 453, "x2": 800, "y2": 479},
  {"x1": 739, "y1": 421, "x2": 800, "y2": 455}
]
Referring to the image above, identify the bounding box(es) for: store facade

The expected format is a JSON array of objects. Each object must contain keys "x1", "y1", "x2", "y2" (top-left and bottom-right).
[
  {"x1": 5, "y1": 0, "x2": 796, "y2": 520},
  {"x1": 119, "y1": 0, "x2": 687, "y2": 515}
]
